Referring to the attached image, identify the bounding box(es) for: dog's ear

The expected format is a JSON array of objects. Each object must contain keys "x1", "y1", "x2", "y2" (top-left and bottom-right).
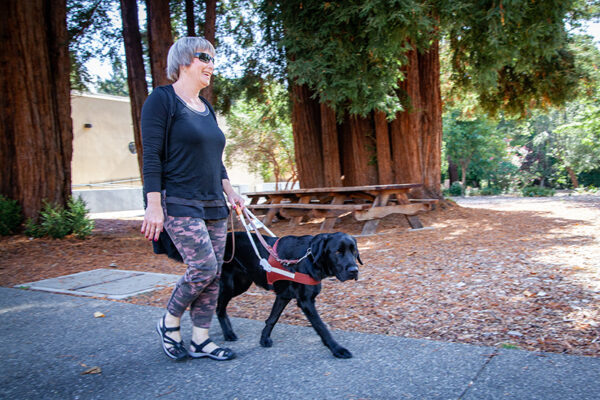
[
  {"x1": 356, "y1": 250, "x2": 363, "y2": 265},
  {"x1": 309, "y1": 234, "x2": 330, "y2": 267},
  {"x1": 352, "y1": 236, "x2": 363, "y2": 265}
]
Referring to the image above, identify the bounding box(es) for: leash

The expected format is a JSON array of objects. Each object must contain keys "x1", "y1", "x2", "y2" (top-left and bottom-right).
[
  {"x1": 223, "y1": 207, "x2": 236, "y2": 264},
  {"x1": 234, "y1": 207, "x2": 316, "y2": 282}
]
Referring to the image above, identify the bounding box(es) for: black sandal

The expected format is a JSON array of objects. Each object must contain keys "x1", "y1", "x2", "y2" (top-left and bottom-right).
[
  {"x1": 156, "y1": 315, "x2": 188, "y2": 361},
  {"x1": 189, "y1": 338, "x2": 236, "y2": 360}
]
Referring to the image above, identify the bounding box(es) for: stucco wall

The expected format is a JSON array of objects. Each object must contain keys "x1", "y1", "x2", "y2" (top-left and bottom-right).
[{"x1": 71, "y1": 93, "x2": 140, "y2": 186}]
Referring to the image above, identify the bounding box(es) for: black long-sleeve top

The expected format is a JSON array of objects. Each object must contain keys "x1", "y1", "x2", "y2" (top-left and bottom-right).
[{"x1": 141, "y1": 85, "x2": 229, "y2": 219}]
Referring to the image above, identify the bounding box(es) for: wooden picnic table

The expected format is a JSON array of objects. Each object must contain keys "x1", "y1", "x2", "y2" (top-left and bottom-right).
[{"x1": 243, "y1": 183, "x2": 437, "y2": 235}]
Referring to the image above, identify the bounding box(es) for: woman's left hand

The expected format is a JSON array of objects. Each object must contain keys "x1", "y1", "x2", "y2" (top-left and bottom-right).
[{"x1": 227, "y1": 192, "x2": 246, "y2": 210}]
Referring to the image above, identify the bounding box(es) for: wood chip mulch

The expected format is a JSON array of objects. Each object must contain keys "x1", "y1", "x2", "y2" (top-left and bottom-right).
[{"x1": 1, "y1": 195, "x2": 598, "y2": 357}]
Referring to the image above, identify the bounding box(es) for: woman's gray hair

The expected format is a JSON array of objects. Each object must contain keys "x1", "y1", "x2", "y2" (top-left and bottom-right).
[{"x1": 166, "y1": 37, "x2": 215, "y2": 81}]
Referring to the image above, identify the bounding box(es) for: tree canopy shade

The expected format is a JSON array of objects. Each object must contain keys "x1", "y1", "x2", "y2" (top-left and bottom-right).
[{"x1": 257, "y1": 0, "x2": 592, "y2": 196}]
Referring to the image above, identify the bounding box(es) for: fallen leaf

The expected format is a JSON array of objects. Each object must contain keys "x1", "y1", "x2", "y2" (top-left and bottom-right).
[
  {"x1": 81, "y1": 366, "x2": 101, "y2": 375},
  {"x1": 93, "y1": 312, "x2": 105, "y2": 318}
]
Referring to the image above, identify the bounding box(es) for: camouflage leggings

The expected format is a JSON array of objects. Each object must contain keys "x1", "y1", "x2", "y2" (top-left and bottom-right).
[{"x1": 163, "y1": 216, "x2": 227, "y2": 329}]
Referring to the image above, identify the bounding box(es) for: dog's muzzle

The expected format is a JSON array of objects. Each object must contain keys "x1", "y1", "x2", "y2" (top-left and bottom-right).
[{"x1": 347, "y1": 265, "x2": 359, "y2": 280}]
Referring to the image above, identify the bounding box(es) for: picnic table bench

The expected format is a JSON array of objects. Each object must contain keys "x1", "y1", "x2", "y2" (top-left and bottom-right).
[{"x1": 243, "y1": 183, "x2": 437, "y2": 235}]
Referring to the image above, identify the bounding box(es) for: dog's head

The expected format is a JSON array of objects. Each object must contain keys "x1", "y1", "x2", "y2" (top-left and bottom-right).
[{"x1": 310, "y1": 232, "x2": 362, "y2": 282}]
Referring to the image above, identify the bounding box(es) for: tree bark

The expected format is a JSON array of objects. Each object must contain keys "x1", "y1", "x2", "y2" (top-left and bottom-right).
[
  {"x1": 390, "y1": 48, "x2": 424, "y2": 196},
  {"x1": 461, "y1": 163, "x2": 468, "y2": 194},
  {"x1": 374, "y1": 110, "x2": 393, "y2": 184},
  {"x1": 566, "y1": 166, "x2": 579, "y2": 188},
  {"x1": 0, "y1": 0, "x2": 72, "y2": 219},
  {"x1": 320, "y1": 103, "x2": 342, "y2": 186},
  {"x1": 200, "y1": 0, "x2": 217, "y2": 103},
  {"x1": 448, "y1": 158, "x2": 459, "y2": 184},
  {"x1": 291, "y1": 84, "x2": 323, "y2": 188},
  {"x1": 341, "y1": 114, "x2": 377, "y2": 186},
  {"x1": 120, "y1": 0, "x2": 148, "y2": 178},
  {"x1": 418, "y1": 39, "x2": 443, "y2": 198},
  {"x1": 146, "y1": 0, "x2": 173, "y2": 87},
  {"x1": 185, "y1": 0, "x2": 195, "y2": 36}
]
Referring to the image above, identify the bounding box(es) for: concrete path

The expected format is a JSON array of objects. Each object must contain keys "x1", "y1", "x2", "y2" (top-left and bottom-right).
[
  {"x1": 0, "y1": 287, "x2": 598, "y2": 400},
  {"x1": 16, "y1": 269, "x2": 179, "y2": 300}
]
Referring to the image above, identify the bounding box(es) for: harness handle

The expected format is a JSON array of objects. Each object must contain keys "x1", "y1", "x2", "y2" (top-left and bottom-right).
[{"x1": 242, "y1": 208, "x2": 312, "y2": 266}]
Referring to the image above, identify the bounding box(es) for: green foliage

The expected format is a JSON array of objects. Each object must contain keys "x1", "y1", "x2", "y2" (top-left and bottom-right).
[
  {"x1": 40, "y1": 203, "x2": 73, "y2": 239},
  {"x1": 67, "y1": 0, "x2": 123, "y2": 90},
  {"x1": 258, "y1": 1, "x2": 589, "y2": 118},
  {"x1": 97, "y1": 60, "x2": 129, "y2": 96},
  {"x1": 67, "y1": 197, "x2": 96, "y2": 239},
  {"x1": 24, "y1": 197, "x2": 95, "y2": 239},
  {"x1": 0, "y1": 196, "x2": 23, "y2": 236},
  {"x1": 521, "y1": 186, "x2": 556, "y2": 197},
  {"x1": 472, "y1": 186, "x2": 503, "y2": 196},
  {"x1": 574, "y1": 184, "x2": 599, "y2": 194},
  {"x1": 261, "y1": 0, "x2": 436, "y2": 117},
  {"x1": 443, "y1": 109, "x2": 509, "y2": 187},
  {"x1": 448, "y1": 182, "x2": 463, "y2": 196},
  {"x1": 447, "y1": 0, "x2": 581, "y2": 116},
  {"x1": 553, "y1": 102, "x2": 600, "y2": 175},
  {"x1": 578, "y1": 168, "x2": 600, "y2": 187},
  {"x1": 224, "y1": 82, "x2": 296, "y2": 185}
]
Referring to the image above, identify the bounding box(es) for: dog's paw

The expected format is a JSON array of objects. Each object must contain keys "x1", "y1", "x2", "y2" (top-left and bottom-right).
[
  {"x1": 223, "y1": 331, "x2": 238, "y2": 341},
  {"x1": 260, "y1": 336, "x2": 273, "y2": 348},
  {"x1": 332, "y1": 347, "x2": 352, "y2": 359}
]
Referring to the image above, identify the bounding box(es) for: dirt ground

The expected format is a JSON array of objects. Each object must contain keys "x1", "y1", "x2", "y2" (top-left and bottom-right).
[{"x1": 1, "y1": 194, "x2": 599, "y2": 357}]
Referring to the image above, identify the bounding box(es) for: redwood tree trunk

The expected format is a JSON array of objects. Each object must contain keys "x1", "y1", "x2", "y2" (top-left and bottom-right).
[
  {"x1": 0, "y1": 0, "x2": 72, "y2": 219},
  {"x1": 185, "y1": 0, "x2": 196, "y2": 36},
  {"x1": 418, "y1": 39, "x2": 443, "y2": 198},
  {"x1": 374, "y1": 110, "x2": 393, "y2": 184},
  {"x1": 200, "y1": 0, "x2": 217, "y2": 103},
  {"x1": 320, "y1": 103, "x2": 342, "y2": 186},
  {"x1": 390, "y1": 48, "x2": 424, "y2": 196},
  {"x1": 341, "y1": 114, "x2": 377, "y2": 186},
  {"x1": 289, "y1": 45, "x2": 443, "y2": 197},
  {"x1": 121, "y1": 0, "x2": 148, "y2": 178},
  {"x1": 291, "y1": 84, "x2": 324, "y2": 188},
  {"x1": 146, "y1": 0, "x2": 173, "y2": 87}
]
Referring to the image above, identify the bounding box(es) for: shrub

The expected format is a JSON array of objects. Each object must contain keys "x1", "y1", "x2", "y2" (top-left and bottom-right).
[
  {"x1": 24, "y1": 218, "x2": 44, "y2": 238},
  {"x1": 24, "y1": 197, "x2": 95, "y2": 239},
  {"x1": 478, "y1": 186, "x2": 502, "y2": 196},
  {"x1": 0, "y1": 195, "x2": 23, "y2": 235},
  {"x1": 449, "y1": 182, "x2": 463, "y2": 196},
  {"x1": 521, "y1": 186, "x2": 556, "y2": 197},
  {"x1": 39, "y1": 202, "x2": 72, "y2": 238},
  {"x1": 66, "y1": 197, "x2": 95, "y2": 239}
]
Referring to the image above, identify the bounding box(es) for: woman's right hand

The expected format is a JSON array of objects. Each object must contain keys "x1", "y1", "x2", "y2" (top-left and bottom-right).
[{"x1": 141, "y1": 192, "x2": 164, "y2": 242}]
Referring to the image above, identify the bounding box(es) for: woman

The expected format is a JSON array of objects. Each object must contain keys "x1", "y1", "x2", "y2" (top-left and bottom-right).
[{"x1": 141, "y1": 37, "x2": 245, "y2": 361}]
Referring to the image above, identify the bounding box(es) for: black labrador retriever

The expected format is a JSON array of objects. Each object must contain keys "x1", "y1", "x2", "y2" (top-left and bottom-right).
[{"x1": 217, "y1": 231, "x2": 362, "y2": 358}]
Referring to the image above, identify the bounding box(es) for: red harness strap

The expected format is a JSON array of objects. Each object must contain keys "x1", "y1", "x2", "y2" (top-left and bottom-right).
[{"x1": 266, "y1": 239, "x2": 320, "y2": 286}]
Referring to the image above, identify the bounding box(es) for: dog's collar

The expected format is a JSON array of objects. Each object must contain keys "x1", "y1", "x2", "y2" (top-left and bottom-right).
[{"x1": 267, "y1": 239, "x2": 320, "y2": 286}]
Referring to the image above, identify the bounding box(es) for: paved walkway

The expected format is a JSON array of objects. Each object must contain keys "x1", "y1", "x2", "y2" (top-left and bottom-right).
[{"x1": 1, "y1": 287, "x2": 599, "y2": 399}]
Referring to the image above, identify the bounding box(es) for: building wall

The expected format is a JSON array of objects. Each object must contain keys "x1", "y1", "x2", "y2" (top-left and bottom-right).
[{"x1": 71, "y1": 93, "x2": 140, "y2": 186}]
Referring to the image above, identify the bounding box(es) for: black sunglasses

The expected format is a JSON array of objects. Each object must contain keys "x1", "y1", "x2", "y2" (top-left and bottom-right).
[{"x1": 194, "y1": 52, "x2": 215, "y2": 64}]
